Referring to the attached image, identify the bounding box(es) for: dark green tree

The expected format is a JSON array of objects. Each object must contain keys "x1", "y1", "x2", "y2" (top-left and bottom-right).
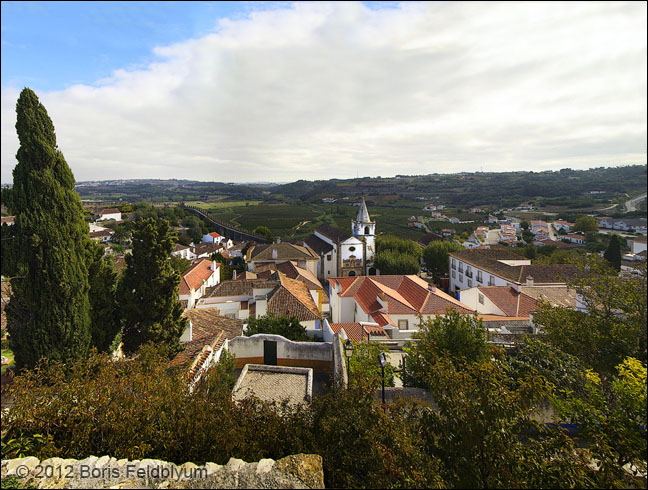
[
  {"x1": 374, "y1": 235, "x2": 421, "y2": 275},
  {"x1": 534, "y1": 257, "x2": 646, "y2": 375},
  {"x1": 422, "y1": 241, "x2": 464, "y2": 277},
  {"x1": 117, "y1": 218, "x2": 187, "y2": 355},
  {"x1": 169, "y1": 255, "x2": 191, "y2": 276},
  {"x1": 253, "y1": 225, "x2": 273, "y2": 242},
  {"x1": 6, "y1": 88, "x2": 91, "y2": 370},
  {"x1": 86, "y1": 242, "x2": 120, "y2": 352},
  {"x1": 245, "y1": 313, "x2": 311, "y2": 341},
  {"x1": 402, "y1": 310, "x2": 490, "y2": 388},
  {"x1": 603, "y1": 234, "x2": 622, "y2": 271},
  {"x1": 573, "y1": 215, "x2": 599, "y2": 233},
  {"x1": 1, "y1": 222, "x2": 18, "y2": 278}
]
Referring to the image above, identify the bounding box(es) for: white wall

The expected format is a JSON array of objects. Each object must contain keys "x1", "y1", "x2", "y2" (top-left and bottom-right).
[
  {"x1": 629, "y1": 240, "x2": 647, "y2": 254},
  {"x1": 228, "y1": 334, "x2": 332, "y2": 362},
  {"x1": 98, "y1": 212, "x2": 121, "y2": 221},
  {"x1": 459, "y1": 288, "x2": 505, "y2": 315},
  {"x1": 340, "y1": 237, "x2": 364, "y2": 262}
]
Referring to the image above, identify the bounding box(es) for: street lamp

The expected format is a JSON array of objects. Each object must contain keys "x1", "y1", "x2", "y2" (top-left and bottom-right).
[
  {"x1": 344, "y1": 339, "x2": 354, "y2": 390},
  {"x1": 378, "y1": 351, "x2": 387, "y2": 408}
]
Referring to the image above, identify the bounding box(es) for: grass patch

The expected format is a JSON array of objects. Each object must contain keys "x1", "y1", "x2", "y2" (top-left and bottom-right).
[{"x1": 2, "y1": 347, "x2": 14, "y2": 374}]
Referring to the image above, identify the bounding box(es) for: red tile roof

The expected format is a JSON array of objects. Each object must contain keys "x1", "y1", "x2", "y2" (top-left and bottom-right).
[
  {"x1": 208, "y1": 231, "x2": 221, "y2": 238},
  {"x1": 333, "y1": 275, "x2": 474, "y2": 319},
  {"x1": 100, "y1": 208, "x2": 120, "y2": 215},
  {"x1": 179, "y1": 259, "x2": 219, "y2": 295},
  {"x1": 477, "y1": 287, "x2": 538, "y2": 317},
  {"x1": 268, "y1": 274, "x2": 321, "y2": 321},
  {"x1": 328, "y1": 322, "x2": 388, "y2": 342}
]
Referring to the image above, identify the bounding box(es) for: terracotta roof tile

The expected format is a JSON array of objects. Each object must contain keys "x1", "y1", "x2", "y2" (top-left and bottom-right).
[
  {"x1": 205, "y1": 278, "x2": 280, "y2": 298},
  {"x1": 179, "y1": 259, "x2": 219, "y2": 295},
  {"x1": 247, "y1": 242, "x2": 319, "y2": 262},
  {"x1": 328, "y1": 322, "x2": 388, "y2": 342},
  {"x1": 269, "y1": 274, "x2": 321, "y2": 321},
  {"x1": 335, "y1": 275, "x2": 474, "y2": 317},
  {"x1": 477, "y1": 287, "x2": 538, "y2": 317}
]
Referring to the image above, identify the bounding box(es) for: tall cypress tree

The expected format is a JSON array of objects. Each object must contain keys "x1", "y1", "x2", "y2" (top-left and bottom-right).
[
  {"x1": 86, "y1": 241, "x2": 120, "y2": 352},
  {"x1": 604, "y1": 234, "x2": 622, "y2": 272},
  {"x1": 118, "y1": 217, "x2": 187, "y2": 355},
  {"x1": 7, "y1": 88, "x2": 91, "y2": 370}
]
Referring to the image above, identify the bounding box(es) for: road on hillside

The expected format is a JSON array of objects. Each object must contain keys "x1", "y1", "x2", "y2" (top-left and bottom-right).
[{"x1": 625, "y1": 193, "x2": 647, "y2": 212}]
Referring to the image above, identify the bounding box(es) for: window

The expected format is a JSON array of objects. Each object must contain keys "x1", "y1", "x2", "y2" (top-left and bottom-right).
[
  {"x1": 349, "y1": 246, "x2": 356, "y2": 252},
  {"x1": 477, "y1": 271, "x2": 483, "y2": 283},
  {"x1": 488, "y1": 275, "x2": 495, "y2": 286},
  {"x1": 459, "y1": 274, "x2": 463, "y2": 283},
  {"x1": 466, "y1": 266, "x2": 472, "y2": 278},
  {"x1": 467, "y1": 279, "x2": 472, "y2": 288},
  {"x1": 398, "y1": 319, "x2": 409, "y2": 330},
  {"x1": 458, "y1": 262, "x2": 464, "y2": 273},
  {"x1": 451, "y1": 258, "x2": 456, "y2": 270},
  {"x1": 451, "y1": 270, "x2": 456, "y2": 279},
  {"x1": 364, "y1": 226, "x2": 370, "y2": 234},
  {"x1": 327, "y1": 254, "x2": 332, "y2": 261},
  {"x1": 478, "y1": 293, "x2": 484, "y2": 304}
]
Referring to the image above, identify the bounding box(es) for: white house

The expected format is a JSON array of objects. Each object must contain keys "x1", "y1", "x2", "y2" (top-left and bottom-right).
[
  {"x1": 449, "y1": 249, "x2": 578, "y2": 294},
  {"x1": 202, "y1": 231, "x2": 230, "y2": 246},
  {"x1": 172, "y1": 243, "x2": 196, "y2": 260},
  {"x1": 328, "y1": 275, "x2": 473, "y2": 337},
  {"x1": 563, "y1": 234, "x2": 586, "y2": 245},
  {"x1": 197, "y1": 272, "x2": 323, "y2": 331},
  {"x1": 552, "y1": 220, "x2": 574, "y2": 233},
  {"x1": 178, "y1": 259, "x2": 221, "y2": 309},
  {"x1": 628, "y1": 237, "x2": 647, "y2": 255},
  {"x1": 246, "y1": 242, "x2": 320, "y2": 277},
  {"x1": 97, "y1": 208, "x2": 121, "y2": 222}
]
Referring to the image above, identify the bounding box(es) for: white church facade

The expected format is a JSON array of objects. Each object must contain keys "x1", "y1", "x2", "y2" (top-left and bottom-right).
[{"x1": 303, "y1": 198, "x2": 376, "y2": 281}]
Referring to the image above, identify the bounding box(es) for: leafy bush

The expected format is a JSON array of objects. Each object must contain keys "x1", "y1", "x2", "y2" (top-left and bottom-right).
[{"x1": 245, "y1": 314, "x2": 312, "y2": 341}]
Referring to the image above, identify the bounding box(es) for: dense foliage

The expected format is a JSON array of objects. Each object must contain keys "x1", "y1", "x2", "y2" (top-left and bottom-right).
[
  {"x1": 6, "y1": 88, "x2": 92, "y2": 370},
  {"x1": 85, "y1": 242, "x2": 120, "y2": 353},
  {"x1": 604, "y1": 234, "x2": 622, "y2": 271},
  {"x1": 534, "y1": 257, "x2": 646, "y2": 375},
  {"x1": 402, "y1": 311, "x2": 491, "y2": 388},
  {"x1": 117, "y1": 218, "x2": 187, "y2": 355},
  {"x1": 422, "y1": 240, "x2": 464, "y2": 277},
  {"x1": 245, "y1": 314, "x2": 312, "y2": 341},
  {"x1": 374, "y1": 235, "x2": 421, "y2": 275}
]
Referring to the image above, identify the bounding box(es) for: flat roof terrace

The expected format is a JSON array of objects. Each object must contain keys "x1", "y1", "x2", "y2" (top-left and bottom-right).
[{"x1": 232, "y1": 364, "x2": 314, "y2": 406}]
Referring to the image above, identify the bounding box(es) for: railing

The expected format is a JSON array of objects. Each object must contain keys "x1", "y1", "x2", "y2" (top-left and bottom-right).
[{"x1": 180, "y1": 203, "x2": 268, "y2": 243}]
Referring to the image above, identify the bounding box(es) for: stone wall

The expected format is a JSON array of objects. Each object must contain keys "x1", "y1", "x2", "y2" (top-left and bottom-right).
[{"x1": 1, "y1": 453, "x2": 324, "y2": 489}]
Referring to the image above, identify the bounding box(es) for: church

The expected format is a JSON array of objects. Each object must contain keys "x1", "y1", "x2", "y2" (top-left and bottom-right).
[{"x1": 303, "y1": 198, "x2": 376, "y2": 281}]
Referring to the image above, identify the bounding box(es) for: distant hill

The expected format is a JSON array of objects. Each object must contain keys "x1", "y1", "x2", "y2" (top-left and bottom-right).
[
  {"x1": 71, "y1": 165, "x2": 646, "y2": 209},
  {"x1": 270, "y1": 165, "x2": 647, "y2": 207}
]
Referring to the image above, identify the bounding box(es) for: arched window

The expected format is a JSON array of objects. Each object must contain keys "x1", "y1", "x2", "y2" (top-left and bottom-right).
[
  {"x1": 368, "y1": 267, "x2": 377, "y2": 276},
  {"x1": 364, "y1": 226, "x2": 370, "y2": 234},
  {"x1": 348, "y1": 271, "x2": 356, "y2": 277}
]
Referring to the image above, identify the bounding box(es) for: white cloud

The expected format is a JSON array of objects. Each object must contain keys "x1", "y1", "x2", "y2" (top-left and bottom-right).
[{"x1": 2, "y1": 1, "x2": 646, "y2": 183}]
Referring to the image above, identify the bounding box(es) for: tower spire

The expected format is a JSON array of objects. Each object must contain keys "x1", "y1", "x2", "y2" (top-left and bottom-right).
[{"x1": 356, "y1": 197, "x2": 371, "y2": 223}]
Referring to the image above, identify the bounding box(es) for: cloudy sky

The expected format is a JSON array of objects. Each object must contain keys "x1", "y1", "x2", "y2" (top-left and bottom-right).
[{"x1": 1, "y1": 1, "x2": 646, "y2": 183}]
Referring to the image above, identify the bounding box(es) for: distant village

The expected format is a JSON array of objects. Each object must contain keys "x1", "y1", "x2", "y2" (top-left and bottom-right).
[{"x1": 5, "y1": 195, "x2": 643, "y2": 394}]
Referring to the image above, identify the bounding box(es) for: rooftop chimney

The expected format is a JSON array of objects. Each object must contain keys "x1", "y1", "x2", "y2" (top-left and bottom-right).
[
  {"x1": 272, "y1": 247, "x2": 278, "y2": 260},
  {"x1": 526, "y1": 275, "x2": 534, "y2": 287}
]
